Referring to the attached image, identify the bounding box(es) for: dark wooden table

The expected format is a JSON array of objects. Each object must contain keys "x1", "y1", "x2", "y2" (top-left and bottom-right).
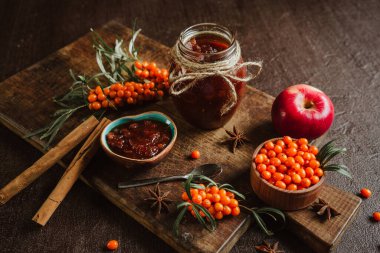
[{"x1": 0, "y1": 0, "x2": 379, "y2": 252}]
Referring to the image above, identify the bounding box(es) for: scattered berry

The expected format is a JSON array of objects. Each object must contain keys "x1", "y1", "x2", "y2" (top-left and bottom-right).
[
  {"x1": 360, "y1": 188, "x2": 372, "y2": 198},
  {"x1": 190, "y1": 150, "x2": 201, "y2": 159},
  {"x1": 106, "y1": 240, "x2": 119, "y2": 251}
]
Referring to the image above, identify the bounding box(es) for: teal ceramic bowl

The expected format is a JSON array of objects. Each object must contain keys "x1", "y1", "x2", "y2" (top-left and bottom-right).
[{"x1": 100, "y1": 111, "x2": 177, "y2": 167}]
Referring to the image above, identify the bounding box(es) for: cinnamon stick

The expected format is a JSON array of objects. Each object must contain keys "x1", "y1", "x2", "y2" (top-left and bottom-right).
[
  {"x1": 0, "y1": 116, "x2": 99, "y2": 205},
  {"x1": 32, "y1": 117, "x2": 110, "y2": 226}
]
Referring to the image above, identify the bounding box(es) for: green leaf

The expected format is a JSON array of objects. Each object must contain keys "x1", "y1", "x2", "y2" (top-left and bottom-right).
[
  {"x1": 185, "y1": 174, "x2": 193, "y2": 201},
  {"x1": 173, "y1": 206, "x2": 187, "y2": 236},
  {"x1": 224, "y1": 188, "x2": 246, "y2": 200},
  {"x1": 193, "y1": 204, "x2": 217, "y2": 232},
  {"x1": 251, "y1": 209, "x2": 274, "y2": 236},
  {"x1": 321, "y1": 147, "x2": 346, "y2": 167},
  {"x1": 323, "y1": 164, "x2": 352, "y2": 179},
  {"x1": 194, "y1": 175, "x2": 217, "y2": 186},
  {"x1": 316, "y1": 139, "x2": 336, "y2": 162}
]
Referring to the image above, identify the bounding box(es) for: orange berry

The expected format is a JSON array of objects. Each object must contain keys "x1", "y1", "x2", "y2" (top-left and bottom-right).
[
  {"x1": 109, "y1": 91, "x2": 117, "y2": 99},
  {"x1": 276, "y1": 140, "x2": 286, "y2": 148},
  {"x1": 215, "y1": 211, "x2": 224, "y2": 220},
  {"x1": 199, "y1": 190, "x2": 207, "y2": 200},
  {"x1": 310, "y1": 175, "x2": 320, "y2": 185},
  {"x1": 135, "y1": 69, "x2": 142, "y2": 76},
  {"x1": 218, "y1": 189, "x2": 227, "y2": 196},
  {"x1": 231, "y1": 206, "x2": 240, "y2": 216},
  {"x1": 142, "y1": 61, "x2": 149, "y2": 68},
  {"x1": 208, "y1": 206, "x2": 216, "y2": 215},
  {"x1": 300, "y1": 144, "x2": 309, "y2": 152},
  {"x1": 157, "y1": 90, "x2": 164, "y2": 97},
  {"x1": 257, "y1": 164, "x2": 267, "y2": 173},
  {"x1": 210, "y1": 186, "x2": 219, "y2": 194},
  {"x1": 283, "y1": 175, "x2": 292, "y2": 185},
  {"x1": 101, "y1": 100, "x2": 109, "y2": 108},
  {"x1": 214, "y1": 203, "x2": 224, "y2": 212},
  {"x1": 305, "y1": 167, "x2": 314, "y2": 177},
  {"x1": 309, "y1": 159, "x2": 320, "y2": 169},
  {"x1": 95, "y1": 86, "x2": 103, "y2": 94},
  {"x1": 298, "y1": 138, "x2": 308, "y2": 145},
  {"x1": 134, "y1": 61, "x2": 143, "y2": 69},
  {"x1": 267, "y1": 150, "x2": 276, "y2": 158},
  {"x1": 212, "y1": 193, "x2": 221, "y2": 203},
  {"x1": 288, "y1": 142, "x2": 298, "y2": 149},
  {"x1": 261, "y1": 171, "x2": 272, "y2": 180},
  {"x1": 126, "y1": 97, "x2": 134, "y2": 104},
  {"x1": 301, "y1": 178, "x2": 311, "y2": 188},
  {"x1": 303, "y1": 152, "x2": 312, "y2": 161},
  {"x1": 182, "y1": 192, "x2": 189, "y2": 201},
  {"x1": 88, "y1": 103, "x2": 93, "y2": 110},
  {"x1": 114, "y1": 97, "x2": 122, "y2": 105},
  {"x1": 106, "y1": 240, "x2": 119, "y2": 251},
  {"x1": 255, "y1": 154, "x2": 265, "y2": 164},
  {"x1": 259, "y1": 148, "x2": 268, "y2": 154},
  {"x1": 92, "y1": 101, "x2": 101, "y2": 110},
  {"x1": 278, "y1": 164, "x2": 287, "y2": 173},
  {"x1": 202, "y1": 199, "x2": 212, "y2": 208},
  {"x1": 191, "y1": 150, "x2": 200, "y2": 159},
  {"x1": 206, "y1": 193, "x2": 213, "y2": 200},
  {"x1": 287, "y1": 184, "x2": 297, "y2": 190},
  {"x1": 274, "y1": 145, "x2": 283, "y2": 154},
  {"x1": 314, "y1": 168, "x2": 324, "y2": 177},
  {"x1": 267, "y1": 165, "x2": 276, "y2": 174},
  {"x1": 297, "y1": 151, "x2": 305, "y2": 157},
  {"x1": 283, "y1": 136, "x2": 293, "y2": 144},
  {"x1": 117, "y1": 90, "x2": 124, "y2": 97},
  {"x1": 270, "y1": 157, "x2": 281, "y2": 167},
  {"x1": 297, "y1": 168, "x2": 306, "y2": 178},
  {"x1": 147, "y1": 62, "x2": 157, "y2": 70},
  {"x1": 309, "y1": 146, "x2": 319, "y2": 155},
  {"x1": 286, "y1": 148, "x2": 297, "y2": 157},
  {"x1": 360, "y1": 188, "x2": 372, "y2": 198},
  {"x1": 373, "y1": 212, "x2": 380, "y2": 222},
  {"x1": 229, "y1": 199, "x2": 238, "y2": 208},
  {"x1": 295, "y1": 156, "x2": 305, "y2": 165},
  {"x1": 192, "y1": 194, "x2": 202, "y2": 204},
  {"x1": 97, "y1": 93, "x2": 106, "y2": 101},
  {"x1": 285, "y1": 157, "x2": 296, "y2": 167},
  {"x1": 292, "y1": 174, "x2": 302, "y2": 184},
  {"x1": 273, "y1": 172, "x2": 284, "y2": 181},
  {"x1": 277, "y1": 153, "x2": 287, "y2": 163},
  {"x1": 87, "y1": 94, "x2": 97, "y2": 103},
  {"x1": 220, "y1": 196, "x2": 231, "y2": 206},
  {"x1": 141, "y1": 70, "x2": 149, "y2": 78},
  {"x1": 223, "y1": 205, "x2": 232, "y2": 215},
  {"x1": 275, "y1": 181, "x2": 286, "y2": 189},
  {"x1": 291, "y1": 163, "x2": 301, "y2": 170},
  {"x1": 265, "y1": 141, "x2": 275, "y2": 150}
]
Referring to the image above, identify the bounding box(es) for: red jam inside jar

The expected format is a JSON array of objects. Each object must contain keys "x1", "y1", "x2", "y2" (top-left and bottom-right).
[
  {"x1": 106, "y1": 120, "x2": 171, "y2": 159},
  {"x1": 171, "y1": 24, "x2": 247, "y2": 129}
]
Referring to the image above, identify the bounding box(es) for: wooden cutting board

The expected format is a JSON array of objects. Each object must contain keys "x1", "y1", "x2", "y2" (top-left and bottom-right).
[{"x1": 0, "y1": 20, "x2": 361, "y2": 253}]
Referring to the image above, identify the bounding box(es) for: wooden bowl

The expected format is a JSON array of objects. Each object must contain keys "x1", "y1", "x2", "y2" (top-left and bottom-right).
[
  {"x1": 100, "y1": 111, "x2": 177, "y2": 168},
  {"x1": 250, "y1": 138, "x2": 325, "y2": 211}
]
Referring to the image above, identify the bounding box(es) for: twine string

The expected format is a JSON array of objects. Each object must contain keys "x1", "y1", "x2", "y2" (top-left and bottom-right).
[{"x1": 169, "y1": 40, "x2": 263, "y2": 115}]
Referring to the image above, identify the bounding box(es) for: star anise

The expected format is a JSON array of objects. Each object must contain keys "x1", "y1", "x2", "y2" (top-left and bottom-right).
[
  {"x1": 144, "y1": 183, "x2": 173, "y2": 216},
  {"x1": 223, "y1": 125, "x2": 250, "y2": 153},
  {"x1": 310, "y1": 198, "x2": 341, "y2": 220},
  {"x1": 255, "y1": 241, "x2": 284, "y2": 253}
]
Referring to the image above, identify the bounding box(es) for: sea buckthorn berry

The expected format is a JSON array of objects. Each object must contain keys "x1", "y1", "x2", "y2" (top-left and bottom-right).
[
  {"x1": 303, "y1": 152, "x2": 312, "y2": 161},
  {"x1": 192, "y1": 194, "x2": 202, "y2": 204},
  {"x1": 288, "y1": 142, "x2": 298, "y2": 149},
  {"x1": 260, "y1": 148, "x2": 268, "y2": 154},
  {"x1": 142, "y1": 61, "x2": 149, "y2": 68},
  {"x1": 267, "y1": 165, "x2": 276, "y2": 174},
  {"x1": 283, "y1": 136, "x2": 292, "y2": 144},
  {"x1": 220, "y1": 196, "x2": 231, "y2": 206},
  {"x1": 309, "y1": 146, "x2": 318, "y2": 155},
  {"x1": 215, "y1": 211, "x2": 224, "y2": 220},
  {"x1": 273, "y1": 172, "x2": 284, "y2": 181},
  {"x1": 360, "y1": 188, "x2": 372, "y2": 198},
  {"x1": 135, "y1": 69, "x2": 142, "y2": 76},
  {"x1": 265, "y1": 141, "x2": 275, "y2": 150},
  {"x1": 309, "y1": 159, "x2": 320, "y2": 169},
  {"x1": 297, "y1": 151, "x2": 305, "y2": 157},
  {"x1": 270, "y1": 157, "x2": 281, "y2": 167},
  {"x1": 300, "y1": 144, "x2": 309, "y2": 152},
  {"x1": 191, "y1": 150, "x2": 200, "y2": 159},
  {"x1": 190, "y1": 188, "x2": 198, "y2": 196},
  {"x1": 297, "y1": 168, "x2": 306, "y2": 178},
  {"x1": 373, "y1": 212, "x2": 380, "y2": 222},
  {"x1": 212, "y1": 194, "x2": 221, "y2": 203},
  {"x1": 157, "y1": 90, "x2": 164, "y2": 97},
  {"x1": 257, "y1": 164, "x2": 267, "y2": 173},
  {"x1": 226, "y1": 192, "x2": 235, "y2": 199},
  {"x1": 101, "y1": 100, "x2": 109, "y2": 108},
  {"x1": 210, "y1": 186, "x2": 219, "y2": 194},
  {"x1": 255, "y1": 154, "x2": 265, "y2": 164},
  {"x1": 92, "y1": 101, "x2": 101, "y2": 110},
  {"x1": 109, "y1": 91, "x2": 117, "y2": 98},
  {"x1": 291, "y1": 163, "x2": 301, "y2": 171},
  {"x1": 275, "y1": 180, "x2": 286, "y2": 189},
  {"x1": 310, "y1": 175, "x2": 320, "y2": 185},
  {"x1": 277, "y1": 153, "x2": 287, "y2": 163},
  {"x1": 141, "y1": 70, "x2": 149, "y2": 78},
  {"x1": 261, "y1": 171, "x2": 272, "y2": 180},
  {"x1": 97, "y1": 93, "x2": 106, "y2": 101},
  {"x1": 199, "y1": 190, "x2": 207, "y2": 199},
  {"x1": 286, "y1": 148, "x2": 297, "y2": 157},
  {"x1": 229, "y1": 199, "x2": 239, "y2": 208},
  {"x1": 288, "y1": 169, "x2": 296, "y2": 177},
  {"x1": 278, "y1": 164, "x2": 287, "y2": 173},
  {"x1": 298, "y1": 138, "x2": 308, "y2": 145},
  {"x1": 202, "y1": 199, "x2": 212, "y2": 208},
  {"x1": 267, "y1": 150, "x2": 276, "y2": 158},
  {"x1": 106, "y1": 240, "x2": 119, "y2": 251},
  {"x1": 208, "y1": 206, "x2": 216, "y2": 215},
  {"x1": 88, "y1": 103, "x2": 93, "y2": 110},
  {"x1": 301, "y1": 178, "x2": 311, "y2": 188},
  {"x1": 314, "y1": 168, "x2": 324, "y2": 177},
  {"x1": 87, "y1": 94, "x2": 97, "y2": 103},
  {"x1": 274, "y1": 145, "x2": 283, "y2": 154},
  {"x1": 285, "y1": 157, "x2": 296, "y2": 167},
  {"x1": 190, "y1": 210, "x2": 195, "y2": 216},
  {"x1": 276, "y1": 139, "x2": 286, "y2": 148},
  {"x1": 134, "y1": 61, "x2": 142, "y2": 69},
  {"x1": 219, "y1": 189, "x2": 227, "y2": 196},
  {"x1": 206, "y1": 193, "x2": 213, "y2": 200},
  {"x1": 292, "y1": 174, "x2": 302, "y2": 184},
  {"x1": 287, "y1": 184, "x2": 297, "y2": 190},
  {"x1": 147, "y1": 62, "x2": 157, "y2": 70},
  {"x1": 117, "y1": 90, "x2": 124, "y2": 97},
  {"x1": 263, "y1": 158, "x2": 270, "y2": 165},
  {"x1": 283, "y1": 175, "x2": 292, "y2": 184},
  {"x1": 126, "y1": 97, "x2": 134, "y2": 104},
  {"x1": 231, "y1": 206, "x2": 240, "y2": 216},
  {"x1": 295, "y1": 156, "x2": 305, "y2": 165},
  {"x1": 214, "y1": 203, "x2": 224, "y2": 212},
  {"x1": 305, "y1": 167, "x2": 314, "y2": 177},
  {"x1": 223, "y1": 205, "x2": 232, "y2": 215},
  {"x1": 95, "y1": 86, "x2": 103, "y2": 94},
  {"x1": 182, "y1": 192, "x2": 189, "y2": 201}
]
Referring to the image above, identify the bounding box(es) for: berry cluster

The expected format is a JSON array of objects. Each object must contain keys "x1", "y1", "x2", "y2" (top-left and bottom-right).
[
  {"x1": 182, "y1": 185, "x2": 240, "y2": 220},
  {"x1": 254, "y1": 136, "x2": 322, "y2": 190},
  {"x1": 87, "y1": 61, "x2": 169, "y2": 110}
]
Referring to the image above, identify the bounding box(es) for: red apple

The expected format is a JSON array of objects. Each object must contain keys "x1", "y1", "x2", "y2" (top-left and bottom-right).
[{"x1": 271, "y1": 84, "x2": 334, "y2": 140}]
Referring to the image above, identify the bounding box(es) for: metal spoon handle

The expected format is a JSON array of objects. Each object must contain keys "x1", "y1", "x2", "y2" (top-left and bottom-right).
[{"x1": 118, "y1": 175, "x2": 187, "y2": 189}]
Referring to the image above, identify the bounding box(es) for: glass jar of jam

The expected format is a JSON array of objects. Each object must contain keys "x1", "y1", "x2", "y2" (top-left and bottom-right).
[{"x1": 170, "y1": 23, "x2": 248, "y2": 129}]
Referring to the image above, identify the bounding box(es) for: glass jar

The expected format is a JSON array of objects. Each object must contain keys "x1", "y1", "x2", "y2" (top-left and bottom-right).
[{"x1": 170, "y1": 23, "x2": 248, "y2": 129}]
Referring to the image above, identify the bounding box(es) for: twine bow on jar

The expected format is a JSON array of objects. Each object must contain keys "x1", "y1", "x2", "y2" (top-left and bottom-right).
[{"x1": 169, "y1": 40, "x2": 263, "y2": 115}]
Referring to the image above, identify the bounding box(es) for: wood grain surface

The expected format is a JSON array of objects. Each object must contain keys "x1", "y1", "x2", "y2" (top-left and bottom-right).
[{"x1": 0, "y1": 1, "x2": 379, "y2": 253}]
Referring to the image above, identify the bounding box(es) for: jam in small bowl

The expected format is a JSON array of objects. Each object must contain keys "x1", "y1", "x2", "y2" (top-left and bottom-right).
[{"x1": 100, "y1": 111, "x2": 177, "y2": 167}]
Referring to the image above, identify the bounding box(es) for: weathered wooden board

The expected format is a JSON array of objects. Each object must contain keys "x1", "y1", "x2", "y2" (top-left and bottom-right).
[{"x1": 0, "y1": 20, "x2": 361, "y2": 253}]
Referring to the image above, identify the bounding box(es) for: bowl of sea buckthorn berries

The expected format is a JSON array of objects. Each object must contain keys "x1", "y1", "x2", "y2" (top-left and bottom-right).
[{"x1": 250, "y1": 136, "x2": 325, "y2": 211}]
